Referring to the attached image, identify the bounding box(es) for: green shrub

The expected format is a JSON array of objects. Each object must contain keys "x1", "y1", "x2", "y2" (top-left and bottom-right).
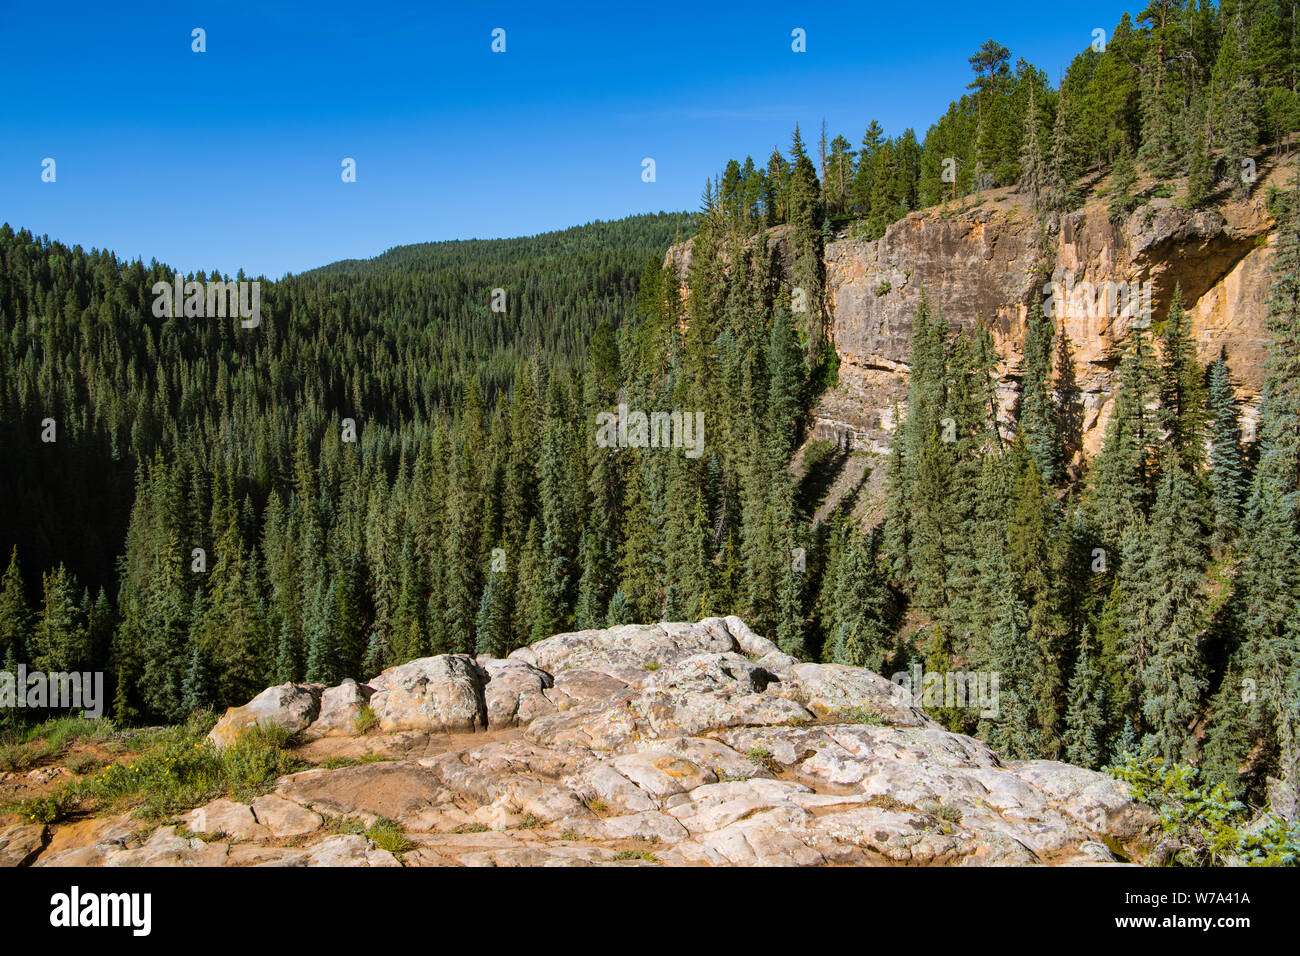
[
  {"x1": 0, "y1": 743, "x2": 35, "y2": 773},
  {"x1": 612, "y1": 849, "x2": 660, "y2": 862},
  {"x1": 365, "y1": 816, "x2": 413, "y2": 854},
  {"x1": 65, "y1": 753, "x2": 101, "y2": 776},
  {"x1": 13, "y1": 792, "x2": 71, "y2": 825},
  {"x1": 353, "y1": 705, "x2": 377, "y2": 735},
  {"x1": 33, "y1": 722, "x2": 304, "y2": 823},
  {"x1": 1107, "y1": 752, "x2": 1300, "y2": 866},
  {"x1": 326, "y1": 816, "x2": 368, "y2": 835},
  {"x1": 834, "y1": 706, "x2": 887, "y2": 726}
]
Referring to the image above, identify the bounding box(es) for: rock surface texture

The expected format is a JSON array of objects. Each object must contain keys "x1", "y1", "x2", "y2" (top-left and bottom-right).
[{"x1": 21, "y1": 618, "x2": 1154, "y2": 867}]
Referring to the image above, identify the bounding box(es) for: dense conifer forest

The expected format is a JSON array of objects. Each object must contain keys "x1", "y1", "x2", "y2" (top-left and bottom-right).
[{"x1": 2, "y1": 1, "x2": 1299, "y2": 813}]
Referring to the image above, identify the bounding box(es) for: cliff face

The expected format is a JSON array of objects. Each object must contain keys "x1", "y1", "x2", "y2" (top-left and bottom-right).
[
  {"x1": 667, "y1": 166, "x2": 1289, "y2": 476},
  {"x1": 819, "y1": 184, "x2": 1277, "y2": 468}
]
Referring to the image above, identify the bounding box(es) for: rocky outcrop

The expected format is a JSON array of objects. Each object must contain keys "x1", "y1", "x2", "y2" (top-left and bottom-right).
[
  {"x1": 44, "y1": 618, "x2": 1157, "y2": 867},
  {"x1": 664, "y1": 163, "x2": 1291, "y2": 482},
  {"x1": 817, "y1": 187, "x2": 1276, "y2": 467}
]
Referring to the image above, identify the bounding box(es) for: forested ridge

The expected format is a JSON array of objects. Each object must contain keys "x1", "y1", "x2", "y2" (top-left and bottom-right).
[{"x1": 2, "y1": 1, "x2": 1299, "y2": 816}]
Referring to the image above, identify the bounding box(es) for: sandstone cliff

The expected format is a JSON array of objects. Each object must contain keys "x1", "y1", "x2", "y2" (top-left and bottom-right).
[
  {"x1": 669, "y1": 158, "x2": 1294, "y2": 482},
  {"x1": 10, "y1": 618, "x2": 1155, "y2": 867}
]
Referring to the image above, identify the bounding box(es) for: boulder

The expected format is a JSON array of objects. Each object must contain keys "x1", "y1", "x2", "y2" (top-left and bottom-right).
[
  {"x1": 368, "y1": 655, "x2": 486, "y2": 733},
  {"x1": 208, "y1": 682, "x2": 324, "y2": 750},
  {"x1": 0, "y1": 824, "x2": 47, "y2": 867},
  {"x1": 479, "y1": 658, "x2": 555, "y2": 727},
  {"x1": 304, "y1": 679, "x2": 373, "y2": 738}
]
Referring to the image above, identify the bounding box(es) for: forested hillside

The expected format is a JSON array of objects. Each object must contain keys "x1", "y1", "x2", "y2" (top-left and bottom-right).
[{"x1": 2, "y1": 0, "x2": 1299, "y2": 816}]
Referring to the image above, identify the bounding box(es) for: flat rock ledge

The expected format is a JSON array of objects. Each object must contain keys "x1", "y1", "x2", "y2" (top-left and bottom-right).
[{"x1": 22, "y1": 617, "x2": 1155, "y2": 867}]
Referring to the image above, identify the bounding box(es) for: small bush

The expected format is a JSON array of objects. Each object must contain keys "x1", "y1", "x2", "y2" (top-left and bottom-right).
[
  {"x1": 453, "y1": 822, "x2": 489, "y2": 834},
  {"x1": 0, "y1": 743, "x2": 35, "y2": 773},
  {"x1": 612, "y1": 849, "x2": 660, "y2": 862},
  {"x1": 65, "y1": 753, "x2": 101, "y2": 776},
  {"x1": 874, "y1": 280, "x2": 892, "y2": 297},
  {"x1": 934, "y1": 803, "x2": 962, "y2": 824},
  {"x1": 365, "y1": 816, "x2": 413, "y2": 854},
  {"x1": 14, "y1": 792, "x2": 71, "y2": 825},
  {"x1": 184, "y1": 709, "x2": 219, "y2": 738},
  {"x1": 834, "y1": 706, "x2": 887, "y2": 726},
  {"x1": 353, "y1": 705, "x2": 378, "y2": 735},
  {"x1": 326, "y1": 816, "x2": 368, "y2": 835},
  {"x1": 61, "y1": 723, "x2": 300, "y2": 823},
  {"x1": 1107, "y1": 752, "x2": 1300, "y2": 867}
]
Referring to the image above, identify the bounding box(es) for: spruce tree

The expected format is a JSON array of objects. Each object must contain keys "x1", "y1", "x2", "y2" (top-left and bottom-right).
[
  {"x1": 824, "y1": 527, "x2": 893, "y2": 672},
  {"x1": 1134, "y1": 456, "x2": 1210, "y2": 763},
  {"x1": 1157, "y1": 284, "x2": 1205, "y2": 461},
  {"x1": 1206, "y1": 353, "x2": 1247, "y2": 540},
  {"x1": 1108, "y1": 140, "x2": 1139, "y2": 221},
  {"x1": 1019, "y1": 297, "x2": 1059, "y2": 484},
  {"x1": 0, "y1": 547, "x2": 31, "y2": 664},
  {"x1": 1240, "y1": 180, "x2": 1300, "y2": 796},
  {"x1": 1063, "y1": 628, "x2": 1107, "y2": 769},
  {"x1": 1018, "y1": 83, "x2": 1046, "y2": 213}
]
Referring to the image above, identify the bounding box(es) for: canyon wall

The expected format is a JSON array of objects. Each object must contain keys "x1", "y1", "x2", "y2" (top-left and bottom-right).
[
  {"x1": 817, "y1": 183, "x2": 1278, "y2": 471},
  {"x1": 667, "y1": 169, "x2": 1289, "y2": 479}
]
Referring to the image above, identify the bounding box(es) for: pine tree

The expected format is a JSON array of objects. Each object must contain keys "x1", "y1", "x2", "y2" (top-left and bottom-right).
[
  {"x1": 0, "y1": 547, "x2": 31, "y2": 663},
  {"x1": 31, "y1": 564, "x2": 90, "y2": 674},
  {"x1": 1019, "y1": 298, "x2": 1059, "y2": 484},
  {"x1": 475, "y1": 561, "x2": 512, "y2": 658},
  {"x1": 1206, "y1": 353, "x2": 1247, "y2": 539},
  {"x1": 1201, "y1": 660, "x2": 1252, "y2": 799},
  {"x1": 1019, "y1": 83, "x2": 1046, "y2": 213},
  {"x1": 981, "y1": 559, "x2": 1042, "y2": 759},
  {"x1": 824, "y1": 527, "x2": 893, "y2": 672},
  {"x1": 1157, "y1": 284, "x2": 1205, "y2": 461},
  {"x1": 1240, "y1": 180, "x2": 1300, "y2": 796},
  {"x1": 1131, "y1": 455, "x2": 1211, "y2": 763},
  {"x1": 305, "y1": 578, "x2": 341, "y2": 682},
  {"x1": 180, "y1": 645, "x2": 211, "y2": 715},
  {"x1": 1088, "y1": 323, "x2": 1158, "y2": 547},
  {"x1": 1063, "y1": 628, "x2": 1108, "y2": 769},
  {"x1": 1108, "y1": 140, "x2": 1139, "y2": 221},
  {"x1": 1183, "y1": 102, "x2": 1214, "y2": 209},
  {"x1": 140, "y1": 531, "x2": 189, "y2": 721},
  {"x1": 1046, "y1": 88, "x2": 1076, "y2": 211}
]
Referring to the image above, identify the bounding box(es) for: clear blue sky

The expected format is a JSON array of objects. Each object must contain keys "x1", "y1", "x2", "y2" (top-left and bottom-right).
[{"x1": 0, "y1": 0, "x2": 1136, "y2": 278}]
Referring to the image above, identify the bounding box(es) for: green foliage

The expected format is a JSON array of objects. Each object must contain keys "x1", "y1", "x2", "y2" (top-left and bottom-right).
[
  {"x1": 365, "y1": 816, "x2": 414, "y2": 854},
  {"x1": 353, "y1": 704, "x2": 377, "y2": 735},
  {"x1": 1108, "y1": 753, "x2": 1299, "y2": 867},
  {"x1": 12, "y1": 723, "x2": 306, "y2": 824}
]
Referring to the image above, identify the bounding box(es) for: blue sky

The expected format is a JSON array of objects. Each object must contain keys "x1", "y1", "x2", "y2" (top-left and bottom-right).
[{"x1": 0, "y1": 0, "x2": 1136, "y2": 278}]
